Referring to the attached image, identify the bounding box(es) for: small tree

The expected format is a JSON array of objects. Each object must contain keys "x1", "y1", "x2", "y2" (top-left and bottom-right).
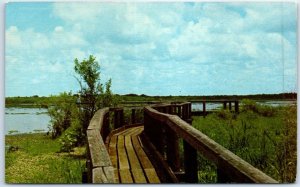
[
  {"x1": 48, "y1": 55, "x2": 115, "y2": 151},
  {"x1": 74, "y1": 55, "x2": 114, "y2": 130}
]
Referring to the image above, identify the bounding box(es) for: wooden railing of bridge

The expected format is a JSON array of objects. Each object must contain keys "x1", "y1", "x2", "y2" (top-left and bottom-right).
[
  {"x1": 143, "y1": 102, "x2": 278, "y2": 183},
  {"x1": 85, "y1": 107, "x2": 114, "y2": 183},
  {"x1": 85, "y1": 106, "x2": 143, "y2": 183}
]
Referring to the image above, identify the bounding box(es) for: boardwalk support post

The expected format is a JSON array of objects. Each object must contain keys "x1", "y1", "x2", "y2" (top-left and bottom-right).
[
  {"x1": 131, "y1": 108, "x2": 136, "y2": 124},
  {"x1": 113, "y1": 108, "x2": 124, "y2": 129},
  {"x1": 184, "y1": 141, "x2": 198, "y2": 183},
  {"x1": 203, "y1": 101, "x2": 206, "y2": 117},
  {"x1": 235, "y1": 101, "x2": 239, "y2": 113},
  {"x1": 166, "y1": 126, "x2": 181, "y2": 172},
  {"x1": 217, "y1": 168, "x2": 230, "y2": 183}
]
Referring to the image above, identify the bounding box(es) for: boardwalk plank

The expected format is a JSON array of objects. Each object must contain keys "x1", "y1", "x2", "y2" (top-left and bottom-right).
[
  {"x1": 132, "y1": 169, "x2": 147, "y2": 183},
  {"x1": 125, "y1": 134, "x2": 147, "y2": 183},
  {"x1": 113, "y1": 169, "x2": 119, "y2": 183},
  {"x1": 119, "y1": 169, "x2": 133, "y2": 183},
  {"x1": 109, "y1": 135, "x2": 118, "y2": 168},
  {"x1": 144, "y1": 169, "x2": 161, "y2": 183},
  {"x1": 117, "y1": 136, "x2": 130, "y2": 169},
  {"x1": 132, "y1": 135, "x2": 154, "y2": 169}
]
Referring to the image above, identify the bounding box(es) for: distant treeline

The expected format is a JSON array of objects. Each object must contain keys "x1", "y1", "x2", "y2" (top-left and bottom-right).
[
  {"x1": 5, "y1": 92, "x2": 297, "y2": 108},
  {"x1": 118, "y1": 93, "x2": 297, "y2": 103}
]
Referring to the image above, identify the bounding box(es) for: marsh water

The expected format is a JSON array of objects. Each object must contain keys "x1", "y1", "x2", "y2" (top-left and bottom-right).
[
  {"x1": 5, "y1": 108, "x2": 50, "y2": 135},
  {"x1": 4, "y1": 100, "x2": 296, "y2": 135}
]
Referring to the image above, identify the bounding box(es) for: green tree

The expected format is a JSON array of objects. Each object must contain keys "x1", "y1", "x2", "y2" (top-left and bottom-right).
[
  {"x1": 74, "y1": 55, "x2": 115, "y2": 130},
  {"x1": 48, "y1": 55, "x2": 116, "y2": 151}
]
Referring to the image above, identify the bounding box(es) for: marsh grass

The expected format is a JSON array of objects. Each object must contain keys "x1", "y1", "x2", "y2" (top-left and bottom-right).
[
  {"x1": 192, "y1": 105, "x2": 296, "y2": 183},
  {"x1": 5, "y1": 133, "x2": 85, "y2": 184}
]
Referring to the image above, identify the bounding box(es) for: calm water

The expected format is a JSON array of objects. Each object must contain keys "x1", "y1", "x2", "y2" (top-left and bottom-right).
[
  {"x1": 191, "y1": 100, "x2": 296, "y2": 111},
  {"x1": 5, "y1": 108, "x2": 50, "y2": 135}
]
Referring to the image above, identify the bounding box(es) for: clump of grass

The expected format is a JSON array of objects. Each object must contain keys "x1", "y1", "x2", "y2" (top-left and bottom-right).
[
  {"x1": 241, "y1": 99, "x2": 277, "y2": 117},
  {"x1": 5, "y1": 133, "x2": 85, "y2": 184}
]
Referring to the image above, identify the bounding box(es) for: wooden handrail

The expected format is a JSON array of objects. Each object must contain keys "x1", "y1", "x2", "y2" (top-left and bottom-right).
[
  {"x1": 144, "y1": 104, "x2": 278, "y2": 183},
  {"x1": 86, "y1": 108, "x2": 115, "y2": 183}
]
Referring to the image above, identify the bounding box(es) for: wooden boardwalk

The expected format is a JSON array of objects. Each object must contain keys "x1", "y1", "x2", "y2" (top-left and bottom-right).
[
  {"x1": 85, "y1": 104, "x2": 278, "y2": 184},
  {"x1": 107, "y1": 126, "x2": 160, "y2": 183}
]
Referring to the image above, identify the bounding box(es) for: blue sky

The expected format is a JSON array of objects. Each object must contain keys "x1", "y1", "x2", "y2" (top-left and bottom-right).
[{"x1": 5, "y1": 2, "x2": 297, "y2": 96}]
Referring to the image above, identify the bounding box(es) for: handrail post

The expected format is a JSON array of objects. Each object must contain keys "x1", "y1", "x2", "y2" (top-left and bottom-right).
[
  {"x1": 184, "y1": 141, "x2": 198, "y2": 183},
  {"x1": 183, "y1": 119, "x2": 198, "y2": 183},
  {"x1": 229, "y1": 102, "x2": 232, "y2": 111},
  {"x1": 114, "y1": 109, "x2": 119, "y2": 129},
  {"x1": 113, "y1": 108, "x2": 124, "y2": 128},
  {"x1": 120, "y1": 109, "x2": 124, "y2": 126},
  {"x1": 234, "y1": 101, "x2": 239, "y2": 113},
  {"x1": 177, "y1": 106, "x2": 182, "y2": 118},
  {"x1": 203, "y1": 101, "x2": 206, "y2": 117},
  {"x1": 223, "y1": 101, "x2": 227, "y2": 109},
  {"x1": 101, "y1": 112, "x2": 110, "y2": 141},
  {"x1": 166, "y1": 125, "x2": 181, "y2": 172},
  {"x1": 131, "y1": 108, "x2": 136, "y2": 124},
  {"x1": 217, "y1": 167, "x2": 230, "y2": 183},
  {"x1": 188, "y1": 103, "x2": 192, "y2": 119}
]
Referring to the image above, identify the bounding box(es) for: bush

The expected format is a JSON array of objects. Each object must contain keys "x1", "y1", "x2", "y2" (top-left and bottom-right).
[
  {"x1": 216, "y1": 109, "x2": 233, "y2": 120},
  {"x1": 257, "y1": 105, "x2": 276, "y2": 117},
  {"x1": 241, "y1": 99, "x2": 258, "y2": 112},
  {"x1": 48, "y1": 92, "x2": 76, "y2": 138},
  {"x1": 241, "y1": 99, "x2": 276, "y2": 117}
]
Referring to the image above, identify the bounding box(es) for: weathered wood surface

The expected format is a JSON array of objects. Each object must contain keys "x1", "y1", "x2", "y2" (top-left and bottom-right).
[
  {"x1": 140, "y1": 132, "x2": 179, "y2": 183},
  {"x1": 87, "y1": 108, "x2": 109, "y2": 130},
  {"x1": 86, "y1": 108, "x2": 115, "y2": 183},
  {"x1": 87, "y1": 129, "x2": 111, "y2": 167},
  {"x1": 144, "y1": 105, "x2": 278, "y2": 183},
  {"x1": 108, "y1": 126, "x2": 160, "y2": 183}
]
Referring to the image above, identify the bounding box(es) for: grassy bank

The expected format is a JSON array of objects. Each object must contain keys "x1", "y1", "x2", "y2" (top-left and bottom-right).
[
  {"x1": 192, "y1": 104, "x2": 296, "y2": 183},
  {"x1": 5, "y1": 133, "x2": 85, "y2": 183}
]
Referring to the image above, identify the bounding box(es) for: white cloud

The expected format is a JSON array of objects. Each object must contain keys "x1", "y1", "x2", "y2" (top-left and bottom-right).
[
  {"x1": 5, "y1": 2, "x2": 297, "y2": 96},
  {"x1": 54, "y1": 26, "x2": 64, "y2": 32},
  {"x1": 6, "y1": 26, "x2": 22, "y2": 48}
]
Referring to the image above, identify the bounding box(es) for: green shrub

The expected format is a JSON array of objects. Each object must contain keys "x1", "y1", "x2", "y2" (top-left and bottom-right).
[
  {"x1": 47, "y1": 92, "x2": 77, "y2": 138},
  {"x1": 257, "y1": 105, "x2": 276, "y2": 117},
  {"x1": 241, "y1": 99, "x2": 276, "y2": 117},
  {"x1": 241, "y1": 99, "x2": 258, "y2": 112},
  {"x1": 58, "y1": 109, "x2": 84, "y2": 152},
  {"x1": 216, "y1": 109, "x2": 233, "y2": 120},
  {"x1": 59, "y1": 130, "x2": 78, "y2": 152}
]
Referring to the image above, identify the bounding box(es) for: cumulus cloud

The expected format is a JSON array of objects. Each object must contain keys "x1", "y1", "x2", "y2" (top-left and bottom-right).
[{"x1": 5, "y1": 2, "x2": 297, "y2": 96}]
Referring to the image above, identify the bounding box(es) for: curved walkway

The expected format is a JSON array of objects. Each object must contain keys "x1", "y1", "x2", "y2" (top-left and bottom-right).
[{"x1": 108, "y1": 126, "x2": 160, "y2": 183}]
